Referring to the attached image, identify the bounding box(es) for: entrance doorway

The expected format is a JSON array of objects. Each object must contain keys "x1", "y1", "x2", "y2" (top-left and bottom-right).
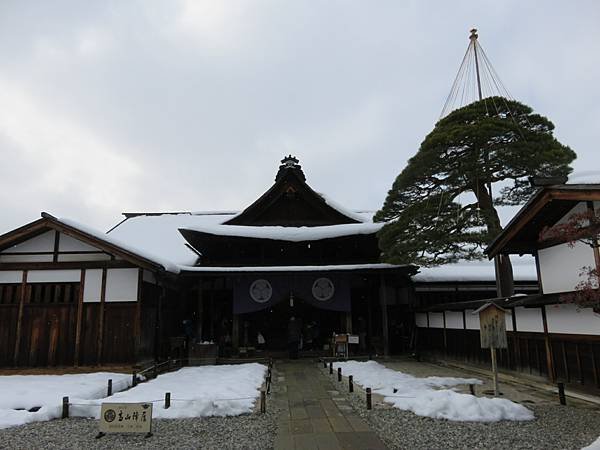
[{"x1": 242, "y1": 296, "x2": 342, "y2": 354}]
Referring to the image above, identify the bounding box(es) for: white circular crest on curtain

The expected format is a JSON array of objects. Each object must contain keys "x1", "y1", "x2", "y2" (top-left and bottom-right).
[
  {"x1": 249, "y1": 279, "x2": 272, "y2": 303},
  {"x1": 312, "y1": 277, "x2": 335, "y2": 301}
]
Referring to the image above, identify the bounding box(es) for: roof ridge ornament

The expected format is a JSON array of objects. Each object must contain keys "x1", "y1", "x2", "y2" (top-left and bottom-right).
[{"x1": 276, "y1": 155, "x2": 305, "y2": 182}]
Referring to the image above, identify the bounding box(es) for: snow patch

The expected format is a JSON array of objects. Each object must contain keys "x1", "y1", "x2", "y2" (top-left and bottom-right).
[
  {"x1": 333, "y1": 361, "x2": 533, "y2": 422},
  {"x1": 71, "y1": 364, "x2": 266, "y2": 419},
  {"x1": 582, "y1": 436, "x2": 600, "y2": 450},
  {"x1": 0, "y1": 372, "x2": 131, "y2": 429}
]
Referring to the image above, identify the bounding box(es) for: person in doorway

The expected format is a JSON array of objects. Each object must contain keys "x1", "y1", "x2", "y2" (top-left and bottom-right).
[{"x1": 287, "y1": 316, "x2": 302, "y2": 359}]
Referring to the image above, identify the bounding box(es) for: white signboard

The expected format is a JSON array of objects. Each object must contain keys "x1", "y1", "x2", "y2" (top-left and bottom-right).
[
  {"x1": 99, "y1": 402, "x2": 153, "y2": 436},
  {"x1": 348, "y1": 335, "x2": 359, "y2": 344}
]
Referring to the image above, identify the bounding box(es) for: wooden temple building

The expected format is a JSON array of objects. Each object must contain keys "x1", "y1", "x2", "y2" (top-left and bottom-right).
[{"x1": 0, "y1": 156, "x2": 420, "y2": 367}]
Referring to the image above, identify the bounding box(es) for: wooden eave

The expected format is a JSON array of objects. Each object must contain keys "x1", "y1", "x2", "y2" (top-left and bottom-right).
[
  {"x1": 0, "y1": 213, "x2": 166, "y2": 273},
  {"x1": 486, "y1": 185, "x2": 600, "y2": 258}
]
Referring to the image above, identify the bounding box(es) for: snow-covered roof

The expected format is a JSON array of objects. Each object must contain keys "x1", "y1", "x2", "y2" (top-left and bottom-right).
[
  {"x1": 107, "y1": 212, "x2": 234, "y2": 267},
  {"x1": 56, "y1": 216, "x2": 182, "y2": 274},
  {"x1": 180, "y1": 263, "x2": 409, "y2": 273},
  {"x1": 412, "y1": 255, "x2": 538, "y2": 283},
  {"x1": 179, "y1": 222, "x2": 383, "y2": 242}
]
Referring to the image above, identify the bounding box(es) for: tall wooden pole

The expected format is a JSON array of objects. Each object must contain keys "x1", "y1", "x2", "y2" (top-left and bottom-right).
[{"x1": 470, "y1": 29, "x2": 483, "y2": 101}]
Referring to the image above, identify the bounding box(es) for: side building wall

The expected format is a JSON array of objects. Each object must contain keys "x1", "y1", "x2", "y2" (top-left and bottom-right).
[{"x1": 415, "y1": 304, "x2": 600, "y2": 393}]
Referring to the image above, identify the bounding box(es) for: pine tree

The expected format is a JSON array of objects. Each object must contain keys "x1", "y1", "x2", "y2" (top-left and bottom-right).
[{"x1": 375, "y1": 97, "x2": 576, "y2": 266}]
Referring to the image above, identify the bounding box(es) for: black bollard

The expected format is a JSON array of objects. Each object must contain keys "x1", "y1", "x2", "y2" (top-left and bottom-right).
[
  {"x1": 62, "y1": 396, "x2": 69, "y2": 419},
  {"x1": 165, "y1": 392, "x2": 171, "y2": 409},
  {"x1": 260, "y1": 390, "x2": 267, "y2": 413},
  {"x1": 132, "y1": 371, "x2": 137, "y2": 387},
  {"x1": 107, "y1": 379, "x2": 113, "y2": 397},
  {"x1": 366, "y1": 388, "x2": 372, "y2": 410},
  {"x1": 469, "y1": 384, "x2": 475, "y2": 396},
  {"x1": 329, "y1": 362, "x2": 333, "y2": 375},
  {"x1": 338, "y1": 367, "x2": 342, "y2": 382},
  {"x1": 558, "y1": 382, "x2": 566, "y2": 405},
  {"x1": 349, "y1": 375, "x2": 354, "y2": 393}
]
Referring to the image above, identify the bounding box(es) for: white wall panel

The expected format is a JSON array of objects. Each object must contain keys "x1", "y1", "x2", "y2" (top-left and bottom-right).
[
  {"x1": 83, "y1": 269, "x2": 103, "y2": 303},
  {"x1": 415, "y1": 313, "x2": 428, "y2": 328},
  {"x1": 28, "y1": 270, "x2": 80, "y2": 283},
  {"x1": 0, "y1": 254, "x2": 53, "y2": 263},
  {"x1": 0, "y1": 230, "x2": 55, "y2": 253},
  {"x1": 546, "y1": 303, "x2": 600, "y2": 335},
  {"x1": 465, "y1": 309, "x2": 480, "y2": 330},
  {"x1": 445, "y1": 311, "x2": 464, "y2": 329},
  {"x1": 505, "y1": 312, "x2": 514, "y2": 331},
  {"x1": 538, "y1": 241, "x2": 596, "y2": 294},
  {"x1": 429, "y1": 312, "x2": 444, "y2": 328},
  {"x1": 515, "y1": 307, "x2": 544, "y2": 332},
  {"x1": 0, "y1": 271, "x2": 23, "y2": 283},
  {"x1": 106, "y1": 268, "x2": 138, "y2": 302},
  {"x1": 57, "y1": 253, "x2": 111, "y2": 262},
  {"x1": 58, "y1": 233, "x2": 100, "y2": 252}
]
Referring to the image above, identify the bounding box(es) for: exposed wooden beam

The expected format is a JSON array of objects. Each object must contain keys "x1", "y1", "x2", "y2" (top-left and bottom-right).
[
  {"x1": 13, "y1": 270, "x2": 28, "y2": 366},
  {"x1": 0, "y1": 261, "x2": 137, "y2": 271}
]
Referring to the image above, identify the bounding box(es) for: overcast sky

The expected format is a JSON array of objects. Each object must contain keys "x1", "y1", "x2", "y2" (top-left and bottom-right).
[{"x1": 0, "y1": 1, "x2": 599, "y2": 234}]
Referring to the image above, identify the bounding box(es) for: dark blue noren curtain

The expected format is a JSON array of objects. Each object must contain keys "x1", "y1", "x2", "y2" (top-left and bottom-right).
[{"x1": 232, "y1": 273, "x2": 351, "y2": 314}]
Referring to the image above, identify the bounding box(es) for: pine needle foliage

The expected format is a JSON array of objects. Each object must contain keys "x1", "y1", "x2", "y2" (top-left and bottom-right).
[{"x1": 375, "y1": 97, "x2": 576, "y2": 266}]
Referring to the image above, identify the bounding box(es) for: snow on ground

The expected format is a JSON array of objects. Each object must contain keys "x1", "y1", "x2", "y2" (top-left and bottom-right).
[
  {"x1": 72, "y1": 364, "x2": 267, "y2": 420},
  {"x1": 583, "y1": 436, "x2": 600, "y2": 450},
  {"x1": 0, "y1": 372, "x2": 131, "y2": 429},
  {"x1": 333, "y1": 361, "x2": 534, "y2": 422}
]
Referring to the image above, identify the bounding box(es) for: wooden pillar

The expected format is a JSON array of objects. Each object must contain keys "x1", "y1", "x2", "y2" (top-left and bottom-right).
[
  {"x1": 345, "y1": 312, "x2": 353, "y2": 334},
  {"x1": 154, "y1": 285, "x2": 165, "y2": 361},
  {"x1": 134, "y1": 269, "x2": 143, "y2": 362},
  {"x1": 442, "y1": 310, "x2": 448, "y2": 355},
  {"x1": 379, "y1": 274, "x2": 390, "y2": 358},
  {"x1": 13, "y1": 270, "x2": 28, "y2": 366},
  {"x1": 196, "y1": 282, "x2": 204, "y2": 341},
  {"x1": 511, "y1": 307, "x2": 520, "y2": 371},
  {"x1": 232, "y1": 314, "x2": 240, "y2": 351},
  {"x1": 74, "y1": 269, "x2": 86, "y2": 366},
  {"x1": 96, "y1": 268, "x2": 107, "y2": 365},
  {"x1": 541, "y1": 305, "x2": 556, "y2": 382}
]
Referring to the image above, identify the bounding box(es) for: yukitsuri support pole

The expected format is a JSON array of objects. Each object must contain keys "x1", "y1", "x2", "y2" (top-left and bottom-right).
[
  {"x1": 107, "y1": 379, "x2": 113, "y2": 397},
  {"x1": 260, "y1": 390, "x2": 267, "y2": 413},
  {"x1": 132, "y1": 371, "x2": 138, "y2": 387},
  {"x1": 329, "y1": 362, "x2": 333, "y2": 375},
  {"x1": 165, "y1": 392, "x2": 171, "y2": 409},
  {"x1": 469, "y1": 384, "x2": 475, "y2": 396},
  {"x1": 558, "y1": 382, "x2": 567, "y2": 405},
  {"x1": 366, "y1": 388, "x2": 372, "y2": 410},
  {"x1": 338, "y1": 367, "x2": 342, "y2": 382},
  {"x1": 349, "y1": 375, "x2": 354, "y2": 393},
  {"x1": 62, "y1": 397, "x2": 69, "y2": 419}
]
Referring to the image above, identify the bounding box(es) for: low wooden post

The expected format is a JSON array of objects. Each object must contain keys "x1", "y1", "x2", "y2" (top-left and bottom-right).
[
  {"x1": 165, "y1": 392, "x2": 171, "y2": 409},
  {"x1": 558, "y1": 382, "x2": 566, "y2": 405},
  {"x1": 469, "y1": 384, "x2": 475, "y2": 396},
  {"x1": 337, "y1": 367, "x2": 342, "y2": 382},
  {"x1": 62, "y1": 396, "x2": 69, "y2": 419},
  {"x1": 107, "y1": 379, "x2": 113, "y2": 397},
  {"x1": 323, "y1": 360, "x2": 327, "y2": 369},
  {"x1": 260, "y1": 390, "x2": 266, "y2": 413},
  {"x1": 491, "y1": 347, "x2": 499, "y2": 396},
  {"x1": 132, "y1": 371, "x2": 138, "y2": 387},
  {"x1": 366, "y1": 388, "x2": 372, "y2": 410},
  {"x1": 153, "y1": 364, "x2": 158, "y2": 379},
  {"x1": 329, "y1": 362, "x2": 333, "y2": 375},
  {"x1": 349, "y1": 375, "x2": 354, "y2": 393}
]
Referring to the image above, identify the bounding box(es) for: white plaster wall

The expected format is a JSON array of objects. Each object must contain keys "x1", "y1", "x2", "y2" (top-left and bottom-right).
[
  {"x1": 429, "y1": 312, "x2": 444, "y2": 328},
  {"x1": 0, "y1": 231, "x2": 55, "y2": 253},
  {"x1": 538, "y1": 240, "x2": 596, "y2": 294},
  {"x1": 505, "y1": 312, "x2": 514, "y2": 331},
  {"x1": 415, "y1": 312, "x2": 428, "y2": 328},
  {"x1": 555, "y1": 202, "x2": 587, "y2": 226},
  {"x1": 105, "y1": 268, "x2": 138, "y2": 302},
  {"x1": 0, "y1": 271, "x2": 23, "y2": 283},
  {"x1": 445, "y1": 311, "x2": 464, "y2": 329},
  {"x1": 58, "y1": 233, "x2": 100, "y2": 252},
  {"x1": 57, "y1": 253, "x2": 111, "y2": 262},
  {"x1": 28, "y1": 270, "x2": 80, "y2": 283},
  {"x1": 465, "y1": 309, "x2": 480, "y2": 330},
  {"x1": 514, "y1": 306, "x2": 544, "y2": 332},
  {"x1": 546, "y1": 303, "x2": 600, "y2": 335},
  {"x1": 0, "y1": 254, "x2": 53, "y2": 263},
  {"x1": 83, "y1": 269, "x2": 103, "y2": 303}
]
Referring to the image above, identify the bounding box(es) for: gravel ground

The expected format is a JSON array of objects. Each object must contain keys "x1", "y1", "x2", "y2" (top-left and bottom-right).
[
  {"x1": 0, "y1": 412, "x2": 277, "y2": 450},
  {"x1": 321, "y1": 366, "x2": 600, "y2": 450}
]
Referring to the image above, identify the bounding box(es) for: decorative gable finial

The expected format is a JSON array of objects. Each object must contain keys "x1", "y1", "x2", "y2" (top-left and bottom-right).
[{"x1": 276, "y1": 155, "x2": 305, "y2": 182}]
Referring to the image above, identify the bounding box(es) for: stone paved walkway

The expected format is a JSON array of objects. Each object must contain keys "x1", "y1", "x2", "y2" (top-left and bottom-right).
[{"x1": 272, "y1": 360, "x2": 387, "y2": 450}]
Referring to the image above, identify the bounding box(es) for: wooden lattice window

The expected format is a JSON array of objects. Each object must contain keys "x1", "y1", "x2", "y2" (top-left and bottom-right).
[
  {"x1": 0, "y1": 284, "x2": 22, "y2": 305},
  {"x1": 29, "y1": 283, "x2": 80, "y2": 304}
]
